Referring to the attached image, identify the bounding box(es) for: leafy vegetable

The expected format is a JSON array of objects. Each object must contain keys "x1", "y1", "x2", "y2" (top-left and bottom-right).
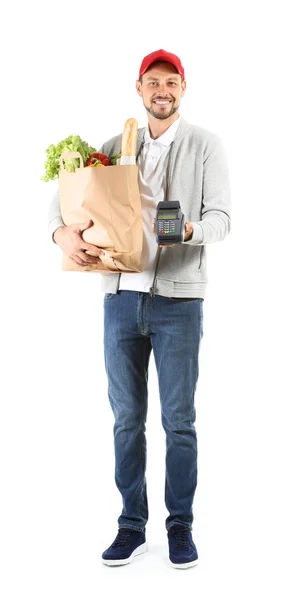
[
  {"x1": 110, "y1": 154, "x2": 122, "y2": 165},
  {"x1": 41, "y1": 135, "x2": 97, "y2": 182}
]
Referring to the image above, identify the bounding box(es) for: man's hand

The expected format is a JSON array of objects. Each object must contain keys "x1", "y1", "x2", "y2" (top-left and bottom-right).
[
  {"x1": 152, "y1": 218, "x2": 193, "y2": 247},
  {"x1": 53, "y1": 220, "x2": 105, "y2": 266}
]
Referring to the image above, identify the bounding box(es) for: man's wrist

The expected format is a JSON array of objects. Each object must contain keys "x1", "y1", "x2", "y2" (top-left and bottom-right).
[
  {"x1": 53, "y1": 226, "x2": 65, "y2": 244},
  {"x1": 182, "y1": 222, "x2": 204, "y2": 245}
]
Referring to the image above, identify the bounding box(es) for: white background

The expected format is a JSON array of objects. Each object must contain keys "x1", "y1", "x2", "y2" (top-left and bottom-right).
[{"x1": 1, "y1": 0, "x2": 303, "y2": 597}]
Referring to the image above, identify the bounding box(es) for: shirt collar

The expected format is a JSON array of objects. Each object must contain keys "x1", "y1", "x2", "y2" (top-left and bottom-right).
[{"x1": 144, "y1": 114, "x2": 181, "y2": 146}]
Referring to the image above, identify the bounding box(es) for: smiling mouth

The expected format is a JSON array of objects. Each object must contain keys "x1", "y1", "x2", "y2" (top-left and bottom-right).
[{"x1": 153, "y1": 100, "x2": 172, "y2": 105}]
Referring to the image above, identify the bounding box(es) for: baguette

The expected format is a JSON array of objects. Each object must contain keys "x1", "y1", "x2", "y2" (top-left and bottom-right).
[{"x1": 121, "y1": 118, "x2": 138, "y2": 156}]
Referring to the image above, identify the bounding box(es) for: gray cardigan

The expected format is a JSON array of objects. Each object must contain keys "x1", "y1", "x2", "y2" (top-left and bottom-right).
[{"x1": 48, "y1": 116, "x2": 231, "y2": 300}]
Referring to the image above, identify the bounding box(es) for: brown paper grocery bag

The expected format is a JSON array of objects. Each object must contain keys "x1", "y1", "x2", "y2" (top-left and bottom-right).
[{"x1": 58, "y1": 151, "x2": 143, "y2": 273}]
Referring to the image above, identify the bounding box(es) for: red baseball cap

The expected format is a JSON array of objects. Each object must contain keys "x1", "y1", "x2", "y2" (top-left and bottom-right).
[{"x1": 138, "y1": 49, "x2": 185, "y2": 81}]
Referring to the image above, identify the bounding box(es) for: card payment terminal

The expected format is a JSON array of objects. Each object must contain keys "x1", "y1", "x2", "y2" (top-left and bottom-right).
[{"x1": 155, "y1": 201, "x2": 185, "y2": 245}]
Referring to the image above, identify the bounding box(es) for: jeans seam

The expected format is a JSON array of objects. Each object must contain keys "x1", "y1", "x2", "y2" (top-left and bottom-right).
[
  {"x1": 199, "y1": 298, "x2": 203, "y2": 339},
  {"x1": 136, "y1": 336, "x2": 148, "y2": 518}
]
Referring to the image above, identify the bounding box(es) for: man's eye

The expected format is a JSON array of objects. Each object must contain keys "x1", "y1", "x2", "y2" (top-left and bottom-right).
[{"x1": 169, "y1": 82, "x2": 176, "y2": 85}]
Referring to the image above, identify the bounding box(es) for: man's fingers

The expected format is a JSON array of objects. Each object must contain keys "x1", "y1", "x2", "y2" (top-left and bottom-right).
[
  {"x1": 71, "y1": 255, "x2": 92, "y2": 266},
  {"x1": 77, "y1": 250, "x2": 102, "y2": 263},
  {"x1": 81, "y1": 244, "x2": 105, "y2": 256},
  {"x1": 74, "y1": 219, "x2": 93, "y2": 233},
  {"x1": 72, "y1": 253, "x2": 102, "y2": 266}
]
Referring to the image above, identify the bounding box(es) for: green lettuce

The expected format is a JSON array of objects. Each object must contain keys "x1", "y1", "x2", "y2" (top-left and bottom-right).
[{"x1": 41, "y1": 135, "x2": 97, "y2": 182}]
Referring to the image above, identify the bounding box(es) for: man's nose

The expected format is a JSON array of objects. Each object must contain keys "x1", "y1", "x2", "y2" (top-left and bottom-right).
[{"x1": 158, "y1": 83, "x2": 169, "y2": 94}]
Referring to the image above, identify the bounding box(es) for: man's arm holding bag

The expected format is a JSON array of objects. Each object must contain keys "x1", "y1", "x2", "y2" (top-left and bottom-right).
[{"x1": 48, "y1": 187, "x2": 105, "y2": 266}]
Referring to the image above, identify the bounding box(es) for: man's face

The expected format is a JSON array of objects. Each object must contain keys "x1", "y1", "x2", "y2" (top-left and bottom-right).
[{"x1": 136, "y1": 61, "x2": 186, "y2": 120}]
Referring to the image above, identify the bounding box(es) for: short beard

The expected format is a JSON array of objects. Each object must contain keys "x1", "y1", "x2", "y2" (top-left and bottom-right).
[{"x1": 144, "y1": 100, "x2": 179, "y2": 120}]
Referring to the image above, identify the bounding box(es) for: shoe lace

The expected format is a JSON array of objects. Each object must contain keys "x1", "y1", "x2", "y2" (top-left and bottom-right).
[
  {"x1": 170, "y1": 527, "x2": 190, "y2": 548},
  {"x1": 112, "y1": 529, "x2": 133, "y2": 547}
]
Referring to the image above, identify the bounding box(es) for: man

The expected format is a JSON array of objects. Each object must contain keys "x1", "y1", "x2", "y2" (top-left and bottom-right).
[{"x1": 48, "y1": 49, "x2": 231, "y2": 569}]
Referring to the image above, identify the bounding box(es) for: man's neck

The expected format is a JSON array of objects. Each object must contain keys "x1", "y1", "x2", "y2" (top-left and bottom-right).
[{"x1": 147, "y1": 112, "x2": 180, "y2": 140}]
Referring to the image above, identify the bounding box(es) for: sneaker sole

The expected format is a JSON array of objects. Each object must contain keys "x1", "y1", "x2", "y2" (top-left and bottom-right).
[
  {"x1": 102, "y1": 542, "x2": 148, "y2": 566},
  {"x1": 169, "y1": 558, "x2": 199, "y2": 569}
]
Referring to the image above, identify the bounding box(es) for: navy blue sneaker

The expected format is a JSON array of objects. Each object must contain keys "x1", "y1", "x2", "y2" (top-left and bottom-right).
[
  {"x1": 102, "y1": 527, "x2": 147, "y2": 566},
  {"x1": 167, "y1": 524, "x2": 199, "y2": 569}
]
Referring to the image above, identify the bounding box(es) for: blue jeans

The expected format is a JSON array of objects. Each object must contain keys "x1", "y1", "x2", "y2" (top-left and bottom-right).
[{"x1": 103, "y1": 291, "x2": 204, "y2": 532}]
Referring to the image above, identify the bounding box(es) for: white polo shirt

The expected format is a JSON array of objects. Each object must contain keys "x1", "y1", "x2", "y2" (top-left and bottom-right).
[{"x1": 118, "y1": 114, "x2": 181, "y2": 292}]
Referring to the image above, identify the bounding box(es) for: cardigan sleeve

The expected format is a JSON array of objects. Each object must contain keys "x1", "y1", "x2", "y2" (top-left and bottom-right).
[{"x1": 182, "y1": 137, "x2": 231, "y2": 245}]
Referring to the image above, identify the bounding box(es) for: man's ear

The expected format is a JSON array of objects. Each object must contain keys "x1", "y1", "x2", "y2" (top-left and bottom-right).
[
  {"x1": 136, "y1": 80, "x2": 142, "y2": 96},
  {"x1": 181, "y1": 79, "x2": 186, "y2": 97}
]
